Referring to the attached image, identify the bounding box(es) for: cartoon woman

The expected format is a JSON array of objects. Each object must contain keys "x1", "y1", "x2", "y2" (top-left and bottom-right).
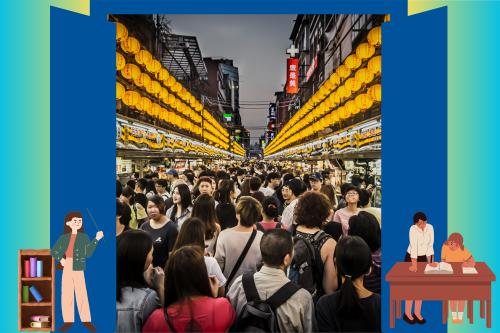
[
  {"x1": 51, "y1": 212, "x2": 104, "y2": 332},
  {"x1": 441, "y1": 232, "x2": 475, "y2": 324},
  {"x1": 404, "y1": 212, "x2": 437, "y2": 325}
]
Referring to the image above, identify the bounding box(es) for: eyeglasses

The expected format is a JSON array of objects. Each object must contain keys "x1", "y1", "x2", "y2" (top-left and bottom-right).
[{"x1": 346, "y1": 192, "x2": 359, "y2": 196}]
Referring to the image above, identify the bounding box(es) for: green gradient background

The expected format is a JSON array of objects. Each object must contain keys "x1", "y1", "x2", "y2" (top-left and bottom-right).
[{"x1": 2, "y1": 0, "x2": 499, "y2": 332}]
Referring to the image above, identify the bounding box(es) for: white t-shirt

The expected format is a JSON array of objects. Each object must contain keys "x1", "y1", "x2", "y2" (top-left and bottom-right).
[
  {"x1": 204, "y1": 256, "x2": 227, "y2": 287},
  {"x1": 407, "y1": 224, "x2": 434, "y2": 259},
  {"x1": 260, "y1": 187, "x2": 275, "y2": 197}
]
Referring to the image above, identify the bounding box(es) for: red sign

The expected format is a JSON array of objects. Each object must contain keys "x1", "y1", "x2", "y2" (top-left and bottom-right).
[
  {"x1": 306, "y1": 55, "x2": 318, "y2": 82},
  {"x1": 286, "y1": 58, "x2": 299, "y2": 94}
]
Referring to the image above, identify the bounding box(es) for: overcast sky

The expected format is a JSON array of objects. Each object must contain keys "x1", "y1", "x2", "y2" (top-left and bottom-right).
[{"x1": 167, "y1": 15, "x2": 296, "y2": 142}]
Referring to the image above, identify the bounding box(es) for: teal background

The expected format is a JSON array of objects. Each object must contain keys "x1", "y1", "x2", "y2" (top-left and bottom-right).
[{"x1": 1, "y1": 0, "x2": 499, "y2": 332}]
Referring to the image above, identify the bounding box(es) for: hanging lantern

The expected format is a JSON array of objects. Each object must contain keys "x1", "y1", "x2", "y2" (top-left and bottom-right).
[
  {"x1": 146, "y1": 59, "x2": 162, "y2": 74},
  {"x1": 146, "y1": 80, "x2": 161, "y2": 95},
  {"x1": 337, "y1": 85, "x2": 348, "y2": 99},
  {"x1": 134, "y1": 72, "x2": 151, "y2": 88},
  {"x1": 328, "y1": 93, "x2": 336, "y2": 107},
  {"x1": 122, "y1": 90, "x2": 141, "y2": 107},
  {"x1": 345, "y1": 54, "x2": 362, "y2": 70},
  {"x1": 356, "y1": 43, "x2": 375, "y2": 60},
  {"x1": 135, "y1": 49, "x2": 153, "y2": 66},
  {"x1": 368, "y1": 84, "x2": 382, "y2": 102},
  {"x1": 344, "y1": 78, "x2": 361, "y2": 93},
  {"x1": 167, "y1": 94, "x2": 176, "y2": 106},
  {"x1": 160, "y1": 88, "x2": 169, "y2": 103},
  {"x1": 336, "y1": 65, "x2": 351, "y2": 79},
  {"x1": 151, "y1": 103, "x2": 161, "y2": 117},
  {"x1": 116, "y1": 22, "x2": 128, "y2": 42},
  {"x1": 158, "y1": 68, "x2": 169, "y2": 82},
  {"x1": 328, "y1": 73, "x2": 340, "y2": 89},
  {"x1": 121, "y1": 63, "x2": 141, "y2": 80},
  {"x1": 120, "y1": 37, "x2": 141, "y2": 54},
  {"x1": 367, "y1": 26, "x2": 382, "y2": 47},
  {"x1": 116, "y1": 82, "x2": 125, "y2": 100},
  {"x1": 355, "y1": 93, "x2": 374, "y2": 110},
  {"x1": 137, "y1": 97, "x2": 153, "y2": 114},
  {"x1": 166, "y1": 76, "x2": 176, "y2": 88},
  {"x1": 384, "y1": 14, "x2": 391, "y2": 22},
  {"x1": 345, "y1": 100, "x2": 358, "y2": 117},
  {"x1": 338, "y1": 106, "x2": 348, "y2": 120},
  {"x1": 323, "y1": 80, "x2": 333, "y2": 92},
  {"x1": 368, "y1": 56, "x2": 382, "y2": 75},
  {"x1": 333, "y1": 90, "x2": 342, "y2": 104},
  {"x1": 116, "y1": 52, "x2": 126, "y2": 71},
  {"x1": 355, "y1": 68, "x2": 374, "y2": 84},
  {"x1": 172, "y1": 82, "x2": 182, "y2": 93}
]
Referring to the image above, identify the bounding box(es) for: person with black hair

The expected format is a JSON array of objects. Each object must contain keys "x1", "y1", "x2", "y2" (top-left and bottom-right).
[
  {"x1": 214, "y1": 179, "x2": 238, "y2": 230},
  {"x1": 228, "y1": 229, "x2": 315, "y2": 332},
  {"x1": 272, "y1": 173, "x2": 295, "y2": 214},
  {"x1": 116, "y1": 199, "x2": 130, "y2": 237},
  {"x1": 261, "y1": 172, "x2": 281, "y2": 196},
  {"x1": 249, "y1": 176, "x2": 265, "y2": 203},
  {"x1": 336, "y1": 183, "x2": 353, "y2": 210},
  {"x1": 316, "y1": 236, "x2": 380, "y2": 332},
  {"x1": 116, "y1": 230, "x2": 163, "y2": 332},
  {"x1": 164, "y1": 184, "x2": 192, "y2": 230},
  {"x1": 116, "y1": 180, "x2": 123, "y2": 198},
  {"x1": 256, "y1": 196, "x2": 287, "y2": 231},
  {"x1": 145, "y1": 180, "x2": 157, "y2": 199},
  {"x1": 359, "y1": 189, "x2": 381, "y2": 225},
  {"x1": 348, "y1": 212, "x2": 381, "y2": 294},
  {"x1": 191, "y1": 194, "x2": 221, "y2": 256},
  {"x1": 333, "y1": 184, "x2": 361, "y2": 236},
  {"x1": 154, "y1": 179, "x2": 170, "y2": 202},
  {"x1": 139, "y1": 195, "x2": 179, "y2": 268},
  {"x1": 280, "y1": 179, "x2": 306, "y2": 228},
  {"x1": 142, "y1": 246, "x2": 235, "y2": 333}
]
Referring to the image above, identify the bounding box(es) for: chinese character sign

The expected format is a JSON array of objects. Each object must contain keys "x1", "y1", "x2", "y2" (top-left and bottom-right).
[{"x1": 287, "y1": 58, "x2": 299, "y2": 94}]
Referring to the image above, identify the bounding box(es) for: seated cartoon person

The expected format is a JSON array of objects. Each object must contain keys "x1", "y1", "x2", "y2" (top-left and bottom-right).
[{"x1": 441, "y1": 232, "x2": 475, "y2": 324}]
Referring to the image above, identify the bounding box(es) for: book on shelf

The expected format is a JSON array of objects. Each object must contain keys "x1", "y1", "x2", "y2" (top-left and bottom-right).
[
  {"x1": 22, "y1": 286, "x2": 29, "y2": 303},
  {"x1": 29, "y1": 258, "x2": 37, "y2": 278},
  {"x1": 36, "y1": 260, "x2": 43, "y2": 277},
  {"x1": 31, "y1": 315, "x2": 50, "y2": 322},
  {"x1": 424, "y1": 262, "x2": 453, "y2": 274},
  {"x1": 30, "y1": 321, "x2": 50, "y2": 328},
  {"x1": 29, "y1": 286, "x2": 43, "y2": 302},
  {"x1": 24, "y1": 260, "x2": 30, "y2": 278},
  {"x1": 462, "y1": 266, "x2": 478, "y2": 274}
]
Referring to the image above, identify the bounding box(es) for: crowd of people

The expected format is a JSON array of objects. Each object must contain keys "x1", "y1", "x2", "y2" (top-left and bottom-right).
[{"x1": 116, "y1": 162, "x2": 382, "y2": 332}]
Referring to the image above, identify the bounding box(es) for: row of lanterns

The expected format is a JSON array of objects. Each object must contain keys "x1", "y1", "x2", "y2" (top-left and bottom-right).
[
  {"x1": 265, "y1": 25, "x2": 382, "y2": 156},
  {"x1": 115, "y1": 22, "x2": 240, "y2": 155}
]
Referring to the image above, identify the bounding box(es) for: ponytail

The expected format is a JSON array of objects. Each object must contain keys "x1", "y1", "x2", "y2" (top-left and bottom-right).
[{"x1": 337, "y1": 275, "x2": 362, "y2": 317}]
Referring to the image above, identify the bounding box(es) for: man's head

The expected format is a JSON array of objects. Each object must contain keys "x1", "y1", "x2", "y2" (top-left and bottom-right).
[
  {"x1": 155, "y1": 179, "x2": 168, "y2": 195},
  {"x1": 309, "y1": 172, "x2": 323, "y2": 192},
  {"x1": 167, "y1": 169, "x2": 179, "y2": 182},
  {"x1": 282, "y1": 179, "x2": 305, "y2": 201},
  {"x1": 266, "y1": 172, "x2": 281, "y2": 189},
  {"x1": 249, "y1": 177, "x2": 262, "y2": 192},
  {"x1": 260, "y1": 229, "x2": 294, "y2": 269},
  {"x1": 135, "y1": 178, "x2": 148, "y2": 193},
  {"x1": 197, "y1": 176, "x2": 214, "y2": 196}
]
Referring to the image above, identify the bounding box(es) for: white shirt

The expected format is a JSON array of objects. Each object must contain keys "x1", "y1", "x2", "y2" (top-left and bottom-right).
[
  {"x1": 281, "y1": 198, "x2": 298, "y2": 228},
  {"x1": 260, "y1": 186, "x2": 275, "y2": 196},
  {"x1": 407, "y1": 224, "x2": 434, "y2": 259},
  {"x1": 204, "y1": 256, "x2": 227, "y2": 287}
]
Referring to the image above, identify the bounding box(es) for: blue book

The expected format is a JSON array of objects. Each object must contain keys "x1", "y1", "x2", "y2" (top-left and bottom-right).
[{"x1": 29, "y1": 286, "x2": 43, "y2": 302}]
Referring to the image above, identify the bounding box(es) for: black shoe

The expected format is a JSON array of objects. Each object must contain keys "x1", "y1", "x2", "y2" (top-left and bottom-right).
[
  {"x1": 413, "y1": 313, "x2": 427, "y2": 324},
  {"x1": 403, "y1": 313, "x2": 416, "y2": 325}
]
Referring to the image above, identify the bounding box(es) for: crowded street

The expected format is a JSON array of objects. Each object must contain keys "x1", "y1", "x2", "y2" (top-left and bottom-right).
[{"x1": 115, "y1": 14, "x2": 383, "y2": 333}]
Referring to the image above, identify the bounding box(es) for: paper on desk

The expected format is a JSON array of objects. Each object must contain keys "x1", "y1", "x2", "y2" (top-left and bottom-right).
[{"x1": 462, "y1": 267, "x2": 478, "y2": 274}]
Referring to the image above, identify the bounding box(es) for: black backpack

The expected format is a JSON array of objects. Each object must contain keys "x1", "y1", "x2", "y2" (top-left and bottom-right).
[
  {"x1": 231, "y1": 272, "x2": 300, "y2": 332},
  {"x1": 288, "y1": 227, "x2": 330, "y2": 302}
]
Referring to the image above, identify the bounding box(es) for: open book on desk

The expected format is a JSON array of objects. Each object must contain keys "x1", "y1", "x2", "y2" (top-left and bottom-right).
[{"x1": 424, "y1": 262, "x2": 453, "y2": 274}]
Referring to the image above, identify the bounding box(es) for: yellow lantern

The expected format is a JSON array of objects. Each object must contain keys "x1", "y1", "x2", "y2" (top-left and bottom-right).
[
  {"x1": 160, "y1": 88, "x2": 169, "y2": 102},
  {"x1": 336, "y1": 65, "x2": 351, "y2": 79},
  {"x1": 172, "y1": 82, "x2": 182, "y2": 93},
  {"x1": 151, "y1": 103, "x2": 161, "y2": 117},
  {"x1": 138, "y1": 97, "x2": 152, "y2": 114},
  {"x1": 345, "y1": 78, "x2": 361, "y2": 93},
  {"x1": 328, "y1": 93, "x2": 336, "y2": 107},
  {"x1": 331, "y1": 110, "x2": 339, "y2": 123},
  {"x1": 146, "y1": 59, "x2": 162, "y2": 74},
  {"x1": 345, "y1": 54, "x2": 362, "y2": 70},
  {"x1": 167, "y1": 94, "x2": 176, "y2": 106},
  {"x1": 134, "y1": 72, "x2": 151, "y2": 88},
  {"x1": 345, "y1": 100, "x2": 358, "y2": 117},
  {"x1": 323, "y1": 80, "x2": 333, "y2": 92},
  {"x1": 116, "y1": 22, "x2": 128, "y2": 42},
  {"x1": 384, "y1": 14, "x2": 391, "y2": 22},
  {"x1": 368, "y1": 84, "x2": 382, "y2": 102},
  {"x1": 120, "y1": 37, "x2": 140, "y2": 54},
  {"x1": 356, "y1": 43, "x2": 375, "y2": 60},
  {"x1": 121, "y1": 63, "x2": 141, "y2": 80},
  {"x1": 355, "y1": 68, "x2": 374, "y2": 84},
  {"x1": 328, "y1": 73, "x2": 340, "y2": 89},
  {"x1": 367, "y1": 26, "x2": 382, "y2": 47},
  {"x1": 338, "y1": 106, "x2": 348, "y2": 120},
  {"x1": 337, "y1": 85, "x2": 348, "y2": 99},
  {"x1": 122, "y1": 90, "x2": 141, "y2": 107},
  {"x1": 368, "y1": 55, "x2": 382, "y2": 75},
  {"x1": 158, "y1": 68, "x2": 169, "y2": 82},
  {"x1": 150, "y1": 81, "x2": 162, "y2": 94},
  {"x1": 135, "y1": 49, "x2": 153, "y2": 66},
  {"x1": 116, "y1": 82, "x2": 125, "y2": 100},
  {"x1": 355, "y1": 93, "x2": 374, "y2": 110},
  {"x1": 166, "y1": 76, "x2": 176, "y2": 88},
  {"x1": 333, "y1": 90, "x2": 342, "y2": 104},
  {"x1": 116, "y1": 52, "x2": 126, "y2": 71}
]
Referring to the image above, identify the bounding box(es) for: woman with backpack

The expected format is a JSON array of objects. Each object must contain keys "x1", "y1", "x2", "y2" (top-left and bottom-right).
[
  {"x1": 142, "y1": 245, "x2": 235, "y2": 333},
  {"x1": 315, "y1": 236, "x2": 381, "y2": 332},
  {"x1": 256, "y1": 196, "x2": 287, "y2": 232},
  {"x1": 291, "y1": 192, "x2": 338, "y2": 300}
]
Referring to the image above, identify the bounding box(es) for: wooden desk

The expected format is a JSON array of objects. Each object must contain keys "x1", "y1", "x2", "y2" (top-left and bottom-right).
[{"x1": 386, "y1": 262, "x2": 495, "y2": 328}]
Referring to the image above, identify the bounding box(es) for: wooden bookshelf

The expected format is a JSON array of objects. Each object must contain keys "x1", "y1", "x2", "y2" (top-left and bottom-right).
[{"x1": 18, "y1": 250, "x2": 55, "y2": 332}]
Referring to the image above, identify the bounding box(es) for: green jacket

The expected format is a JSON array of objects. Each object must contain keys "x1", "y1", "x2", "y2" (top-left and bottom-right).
[{"x1": 51, "y1": 233, "x2": 99, "y2": 271}]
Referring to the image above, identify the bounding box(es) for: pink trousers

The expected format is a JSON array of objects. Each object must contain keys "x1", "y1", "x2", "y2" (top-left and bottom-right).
[{"x1": 61, "y1": 258, "x2": 91, "y2": 323}]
